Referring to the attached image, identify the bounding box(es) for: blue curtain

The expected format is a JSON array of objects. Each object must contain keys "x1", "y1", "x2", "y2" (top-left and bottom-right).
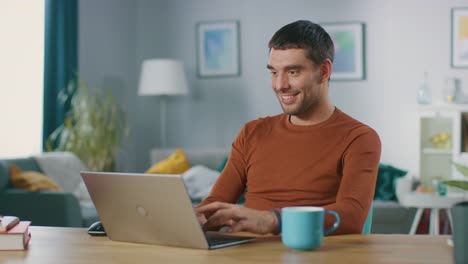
[{"x1": 42, "y1": 0, "x2": 78, "y2": 150}]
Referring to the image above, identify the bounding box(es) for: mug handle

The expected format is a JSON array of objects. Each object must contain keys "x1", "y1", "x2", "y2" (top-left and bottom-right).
[{"x1": 324, "y1": 210, "x2": 340, "y2": 236}]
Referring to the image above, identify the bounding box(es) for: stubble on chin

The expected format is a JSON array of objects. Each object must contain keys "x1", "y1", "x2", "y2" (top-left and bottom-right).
[
  {"x1": 279, "y1": 101, "x2": 299, "y2": 115},
  {"x1": 280, "y1": 97, "x2": 318, "y2": 118}
]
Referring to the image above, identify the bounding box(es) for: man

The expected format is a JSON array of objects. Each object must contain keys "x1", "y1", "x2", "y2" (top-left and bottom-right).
[{"x1": 195, "y1": 20, "x2": 381, "y2": 235}]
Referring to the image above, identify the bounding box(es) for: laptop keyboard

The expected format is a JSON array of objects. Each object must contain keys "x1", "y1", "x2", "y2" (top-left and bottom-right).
[{"x1": 205, "y1": 232, "x2": 253, "y2": 247}]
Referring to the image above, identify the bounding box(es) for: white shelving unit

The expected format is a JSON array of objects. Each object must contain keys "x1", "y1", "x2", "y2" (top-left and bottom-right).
[
  {"x1": 418, "y1": 104, "x2": 468, "y2": 184},
  {"x1": 421, "y1": 148, "x2": 452, "y2": 155}
]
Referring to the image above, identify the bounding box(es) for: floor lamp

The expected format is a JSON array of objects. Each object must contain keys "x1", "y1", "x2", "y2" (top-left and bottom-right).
[{"x1": 138, "y1": 59, "x2": 189, "y2": 148}]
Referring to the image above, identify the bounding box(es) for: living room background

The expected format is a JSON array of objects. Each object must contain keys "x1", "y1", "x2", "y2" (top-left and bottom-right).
[{"x1": 78, "y1": 0, "x2": 468, "y2": 174}]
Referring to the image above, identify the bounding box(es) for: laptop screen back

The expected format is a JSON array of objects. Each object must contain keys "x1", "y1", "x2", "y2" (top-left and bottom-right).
[{"x1": 81, "y1": 172, "x2": 209, "y2": 249}]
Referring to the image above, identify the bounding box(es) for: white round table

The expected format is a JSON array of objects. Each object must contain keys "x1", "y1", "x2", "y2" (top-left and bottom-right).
[{"x1": 399, "y1": 192, "x2": 466, "y2": 235}]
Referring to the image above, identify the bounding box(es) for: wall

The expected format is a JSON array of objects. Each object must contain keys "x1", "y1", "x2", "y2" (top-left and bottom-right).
[
  {"x1": 80, "y1": 0, "x2": 468, "y2": 174},
  {"x1": 79, "y1": 0, "x2": 138, "y2": 171}
]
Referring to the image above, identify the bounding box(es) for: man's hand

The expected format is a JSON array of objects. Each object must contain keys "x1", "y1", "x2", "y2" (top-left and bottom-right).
[
  {"x1": 195, "y1": 202, "x2": 278, "y2": 235},
  {"x1": 196, "y1": 212, "x2": 207, "y2": 225}
]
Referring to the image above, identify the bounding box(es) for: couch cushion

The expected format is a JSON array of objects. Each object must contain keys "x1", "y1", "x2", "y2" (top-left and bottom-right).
[
  {"x1": 34, "y1": 152, "x2": 87, "y2": 193},
  {"x1": 10, "y1": 163, "x2": 62, "y2": 192},
  {"x1": 34, "y1": 151, "x2": 92, "y2": 207},
  {"x1": 145, "y1": 149, "x2": 191, "y2": 174},
  {"x1": 150, "y1": 148, "x2": 229, "y2": 171},
  {"x1": 182, "y1": 165, "x2": 220, "y2": 200},
  {"x1": 0, "y1": 158, "x2": 43, "y2": 191},
  {"x1": 374, "y1": 164, "x2": 408, "y2": 201}
]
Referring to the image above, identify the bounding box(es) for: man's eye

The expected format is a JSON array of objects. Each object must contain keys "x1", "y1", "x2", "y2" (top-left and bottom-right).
[
  {"x1": 288, "y1": 70, "x2": 299, "y2": 75},
  {"x1": 270, "y1": 71, "x2": 277, "y2": 76}
]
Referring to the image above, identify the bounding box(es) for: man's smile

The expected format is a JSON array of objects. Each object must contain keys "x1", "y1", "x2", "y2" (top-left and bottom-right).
[{"x1": 280, "y1": 93, "x2": 299, "y2": 104}]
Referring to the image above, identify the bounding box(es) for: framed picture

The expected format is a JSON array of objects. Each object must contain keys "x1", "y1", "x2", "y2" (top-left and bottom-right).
[
  {"x1": 196, "y1": 20, "x2": 240, "y2": 77},
  {"x1": 321, "y1": 22, "x2": 365, "y2": 81},
  {"x1": 451, "y1": 8, "x2": 468, "y2": 68}
]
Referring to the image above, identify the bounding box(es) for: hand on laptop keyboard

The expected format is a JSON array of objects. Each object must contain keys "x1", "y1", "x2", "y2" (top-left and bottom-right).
[{"x1": 195, "y1": 202, "x2": 279, "y2": 235}]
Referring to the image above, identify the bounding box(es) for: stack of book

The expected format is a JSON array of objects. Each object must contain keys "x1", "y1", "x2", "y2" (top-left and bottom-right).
[{"x1": 0, "y1": 216, "x2": 31, "y2": 250}]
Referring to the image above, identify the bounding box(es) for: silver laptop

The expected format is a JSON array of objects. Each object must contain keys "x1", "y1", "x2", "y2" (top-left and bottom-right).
[{"x1": 80, "y1": 171, "x2": 255, "y2": 249}]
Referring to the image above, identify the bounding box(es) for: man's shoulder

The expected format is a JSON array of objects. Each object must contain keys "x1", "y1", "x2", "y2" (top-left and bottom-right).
[
  {"x1": 336, "y1": 109, "x2": 380, "y2": 139},
  {"x1": 240, "y1": 114, "x2": 285, "y2": 138}
]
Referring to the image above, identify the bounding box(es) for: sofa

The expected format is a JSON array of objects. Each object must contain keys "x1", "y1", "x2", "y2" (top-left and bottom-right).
[
  {"x1": 151, "y1": 148, "x2": 416, "y2": 234},
  {"x1": 0, "y1": 152, "x2": 99, "y2": 227}
]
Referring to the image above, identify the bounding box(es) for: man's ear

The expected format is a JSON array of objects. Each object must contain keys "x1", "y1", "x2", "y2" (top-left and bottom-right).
[{"x1": 320, "y1": 59, "x2": 333, "y2": 82}]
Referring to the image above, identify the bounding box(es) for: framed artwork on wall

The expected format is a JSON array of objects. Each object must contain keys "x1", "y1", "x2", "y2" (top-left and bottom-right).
[
  {"x1": 451, "y1": 7, "x2": 468, "y2": 68},
  {"x1": 196, "y1": 20, "x2": 240, "y2": 78},
  {"x1": 321, "y1": 22, "x2": 365, "y2": 81}
]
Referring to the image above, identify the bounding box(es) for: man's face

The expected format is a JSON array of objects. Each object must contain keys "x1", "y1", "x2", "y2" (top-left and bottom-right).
[{"x1": 267, "y1": 48, "x2": 324, "y2": 117}]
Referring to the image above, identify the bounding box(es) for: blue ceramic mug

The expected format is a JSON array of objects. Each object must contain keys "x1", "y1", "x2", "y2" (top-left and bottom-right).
[{"x1": 281, "y1": 206, "x2": 340, "y2": 251}]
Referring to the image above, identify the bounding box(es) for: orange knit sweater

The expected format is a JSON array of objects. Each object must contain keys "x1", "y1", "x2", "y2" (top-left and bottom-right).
[{"x1": 198, "y1": 108, "x2": 381, "y2": 235}]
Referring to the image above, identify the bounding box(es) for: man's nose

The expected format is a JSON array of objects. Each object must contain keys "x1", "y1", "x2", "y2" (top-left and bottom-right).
[{"x1": 274, "y1": 73, "x2": 290, "y2": 90}]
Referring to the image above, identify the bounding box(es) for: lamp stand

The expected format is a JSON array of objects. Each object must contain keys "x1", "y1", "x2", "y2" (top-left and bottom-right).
[{"x1": 160, "y1": 95, "x2": 167, "y2": 148}]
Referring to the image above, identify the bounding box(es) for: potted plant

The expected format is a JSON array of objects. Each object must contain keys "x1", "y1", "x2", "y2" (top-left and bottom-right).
[
  {"x1": 447, "y1": 162, "x2": 468, "y2": 191},
  {"x1": 446, "y1": 162, "x2": 468, "y2": 264},
  {"x1": 46, "y1": 79, "x2": 128, "y2": 171}
]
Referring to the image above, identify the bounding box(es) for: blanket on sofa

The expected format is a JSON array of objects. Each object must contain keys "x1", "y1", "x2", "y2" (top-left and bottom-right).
[
  {"x1": 182, "y1": 165, "x2": 220, "y2": 200},
  {"x1": 34, "y1": 152, "x2": 94, "y2": 208}
]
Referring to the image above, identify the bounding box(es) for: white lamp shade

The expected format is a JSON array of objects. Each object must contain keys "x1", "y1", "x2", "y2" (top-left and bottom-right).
[{"x1": 138, "y1": 59, "x2": 189, "y2": 96}]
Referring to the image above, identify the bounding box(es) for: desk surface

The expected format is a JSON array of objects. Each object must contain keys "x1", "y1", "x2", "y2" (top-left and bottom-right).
[{"x1": 1, "y1": 227, "x2": 453, "y2": 264}]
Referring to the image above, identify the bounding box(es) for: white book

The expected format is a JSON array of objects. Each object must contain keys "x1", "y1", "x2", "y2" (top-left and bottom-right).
[{"x1": 0, "y1": 216, "x2": 20, "y2": 232}]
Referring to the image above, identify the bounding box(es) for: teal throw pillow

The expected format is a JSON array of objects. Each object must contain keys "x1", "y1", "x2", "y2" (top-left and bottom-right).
[{"x1": 374, "y1": 164, "x2": 408, "y2": 201}]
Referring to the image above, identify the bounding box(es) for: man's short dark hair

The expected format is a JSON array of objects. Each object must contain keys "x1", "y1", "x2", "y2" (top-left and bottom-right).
[{"x1": 268, "y1": 20, "x2": 335, "y2": 66}]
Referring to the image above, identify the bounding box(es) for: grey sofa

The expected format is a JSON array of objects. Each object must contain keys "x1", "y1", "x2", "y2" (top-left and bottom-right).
[
  {"x1": 0, "y1": 152, "x2": 99, "y2": 227},
  {"x1": 150, "y1": 148, "x2": 416, "y2": 234}
]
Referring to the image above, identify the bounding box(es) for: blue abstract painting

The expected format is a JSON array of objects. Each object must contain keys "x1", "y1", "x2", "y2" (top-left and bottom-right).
[
  {"x1": 198, "y1": 21, "x2": 239, "y2": 77},
  {"x1": 204, "y1": 29, "x2": 234, "y2": 71}
]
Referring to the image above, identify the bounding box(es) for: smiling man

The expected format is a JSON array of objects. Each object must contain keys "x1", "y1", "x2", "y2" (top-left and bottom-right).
[{"x1": 195, "y1": 20, "x2": 381, "y2": 235}]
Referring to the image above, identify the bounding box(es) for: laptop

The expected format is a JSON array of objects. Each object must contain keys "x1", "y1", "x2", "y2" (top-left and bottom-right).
[{"x1": 80, "y1": 171, "x2": 255, "y2": 249}]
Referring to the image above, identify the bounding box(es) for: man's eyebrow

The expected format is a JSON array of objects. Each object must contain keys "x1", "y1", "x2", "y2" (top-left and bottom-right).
[
  {"x1": 266, "y1": 64, "x2": 304, "y2": 70},
  {"x1": 284, "y1": 65, "x2": 304, "y2": 70}
]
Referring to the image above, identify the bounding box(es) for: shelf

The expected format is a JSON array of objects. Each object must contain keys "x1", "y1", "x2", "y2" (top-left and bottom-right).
[
  {"x1": 418, "y1": 103, "x2": 468, "y2": 112},
  {"x1": 422, "y1": 148, "x2": 452, "y2": 155},
  {"x1": 419, "y1": 109, "x2": 465, "y2": 182}
]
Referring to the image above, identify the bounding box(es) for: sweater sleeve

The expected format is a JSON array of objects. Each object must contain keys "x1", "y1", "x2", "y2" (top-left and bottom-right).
[
  {"x1": 196, "y1": 126, "x2": 248, "y2": 207},
  {"x1": 322, "y1": 128, "x2": 381, "y2": 235}
]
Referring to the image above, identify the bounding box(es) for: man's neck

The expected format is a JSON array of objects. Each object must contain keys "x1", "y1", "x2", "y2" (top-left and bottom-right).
[{"x1": 289, "y1": 102, "x2": 335, "y2": 126}]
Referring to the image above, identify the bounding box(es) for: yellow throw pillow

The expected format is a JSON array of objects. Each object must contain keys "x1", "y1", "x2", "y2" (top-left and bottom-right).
[
  {"x1": 10, "y1": 164, "x2": 62, "y2": 192},
  {"x1": 145, "y1": 149, "x2": 191, "y2": 174}
]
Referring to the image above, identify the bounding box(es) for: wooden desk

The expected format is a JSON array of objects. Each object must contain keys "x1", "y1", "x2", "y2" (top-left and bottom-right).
[{"x1": 1, "y1": 227, "x2": 453, "y2": 264}]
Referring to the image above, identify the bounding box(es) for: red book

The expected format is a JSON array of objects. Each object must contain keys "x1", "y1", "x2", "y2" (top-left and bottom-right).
[{"x1": 0, "y1": 221, "x2": 31, "y2": 250}]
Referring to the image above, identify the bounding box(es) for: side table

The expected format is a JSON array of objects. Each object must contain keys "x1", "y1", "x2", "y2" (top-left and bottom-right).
[{"x1": 399, "y1": 192, "x2": 465, "y2": 235}]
